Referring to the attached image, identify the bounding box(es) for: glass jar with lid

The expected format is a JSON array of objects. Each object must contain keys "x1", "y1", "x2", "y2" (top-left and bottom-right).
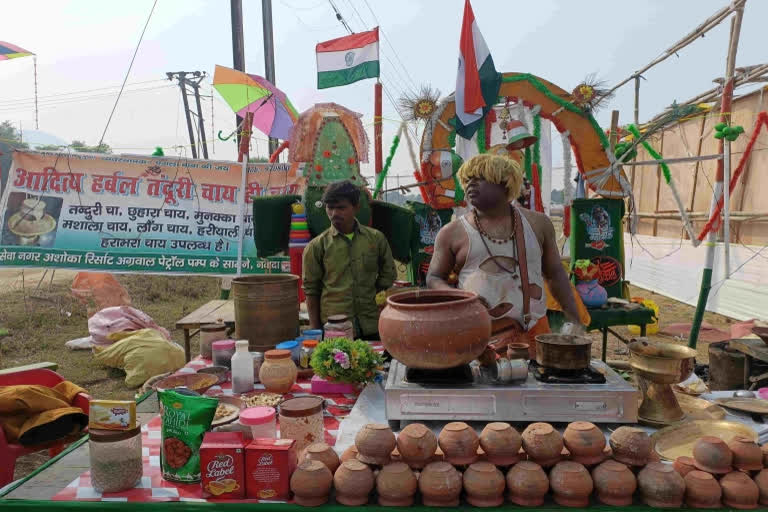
[
  {"x1": 278, "y1": 396, "x2": 325, "y2": 452},
  {"x1": 212, "y1": 339, "x2": 236, "y2": 368},
  {"x1": 200, "y1": 322, "x2": 227, "y2": 359},
  {"x1": 89, "y1": 426, "x2": 143, "y2": 493},
  {"x1": 251, "y1": 351, "x2": 264, "y2": 383},
  {"x1": 299, "y1": 340, "x2": 318, "y2": 369},
  {"x1": 324, "y1": 314, "x2": 354, "y2": 339},
  {"x1": 276, "y1": 340, "x2": 300, "y2": 365}
]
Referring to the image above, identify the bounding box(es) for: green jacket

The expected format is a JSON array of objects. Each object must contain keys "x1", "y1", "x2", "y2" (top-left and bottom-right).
[{"x1": 302, "y1": 222, "x2": 396, "y2": 336}]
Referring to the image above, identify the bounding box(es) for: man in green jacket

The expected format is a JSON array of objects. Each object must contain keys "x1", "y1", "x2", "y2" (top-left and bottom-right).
[{"x1": 303, "y1": 181, "x2": 396, "y2": 340}]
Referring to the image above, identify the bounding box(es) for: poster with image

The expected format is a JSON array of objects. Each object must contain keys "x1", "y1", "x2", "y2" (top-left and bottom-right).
[{"x1": 0, "y1": 150, "x2": 305, "y2": 275}]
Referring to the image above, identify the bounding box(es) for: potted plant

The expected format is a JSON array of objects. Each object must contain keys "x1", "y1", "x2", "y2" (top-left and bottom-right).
[
  {"x1": 309, "y1": 337, "x2": 384, "y2": 394},
  {"x1": 573, "y1": 259, "x2": 608, "y2": 308}
]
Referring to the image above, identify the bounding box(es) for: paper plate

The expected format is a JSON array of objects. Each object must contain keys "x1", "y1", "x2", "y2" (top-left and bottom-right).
[
  {"x1": 714, "y1": 397, "x2": 768, "y2": 415},
  {"x1": 651, "y1": 420, "x2": 758, "y2": 461},
  {"x1": 211, "y1": 395, "x2": 244, "y2": 427}
]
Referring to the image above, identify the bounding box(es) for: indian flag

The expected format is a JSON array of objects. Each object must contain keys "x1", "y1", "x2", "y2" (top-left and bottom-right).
[{"x1": 316, "y1": 28, "x2": 379, "y2": 89}]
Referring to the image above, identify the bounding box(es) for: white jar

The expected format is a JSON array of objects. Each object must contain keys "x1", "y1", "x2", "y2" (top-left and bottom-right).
[
  {"x1": 230, "y1": 340, "x2": 254, "y2": 393},
  {"x1": 240, "y1": 407, "x2": 277, "y2": 439}
]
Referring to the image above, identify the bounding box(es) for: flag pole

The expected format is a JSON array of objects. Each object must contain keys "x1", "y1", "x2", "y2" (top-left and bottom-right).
[
  {"x1": 236, "y1": 112, "x2": 254, "y2": 279},
  {"x1": 374, "y1": 80, "x2": 383, "y2": 178}
]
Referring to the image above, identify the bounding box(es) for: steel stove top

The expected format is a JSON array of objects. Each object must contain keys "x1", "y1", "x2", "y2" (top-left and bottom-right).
[{"x1": 384, "y1": 359, "x2": 638, "y2": 427}]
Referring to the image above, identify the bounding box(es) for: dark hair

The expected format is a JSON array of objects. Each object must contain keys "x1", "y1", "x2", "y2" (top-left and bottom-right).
[{"x1": 322, "y1": 180, "x2": 360, "y2": 206}]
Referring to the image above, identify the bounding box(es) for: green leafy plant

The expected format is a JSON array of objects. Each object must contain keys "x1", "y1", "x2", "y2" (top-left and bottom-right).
[{"x1": 310, "y1": 337, "x2": 383, "y2": 384}]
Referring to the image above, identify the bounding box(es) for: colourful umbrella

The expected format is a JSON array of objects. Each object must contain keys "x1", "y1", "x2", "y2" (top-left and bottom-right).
[
  {"x1": 0, "y1": 41, "x2": 34, "y2": 61},
  {"x1": 213, "y1": 64, "x2": 298, "y2": 141}
]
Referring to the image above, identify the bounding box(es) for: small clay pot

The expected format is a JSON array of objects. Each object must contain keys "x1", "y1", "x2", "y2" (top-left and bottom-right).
[
  {"x1": 563, "y1": 421, "x2": 606, "y2": 466},
  {"x1": 463, "y1": 462, "x2": 506, "y2": 508},
  {"x1": 591, "y1": 459, "x2": 637, "y2": 506},
  {"x1": 301, "y1": 443, "x2": 340, "y2": 474},
  {"x1": 506, "y1": 461, "x2": 549, "y2": 506},
  {"x1": 291, "y1": 460, "x2": 334, "y2": 507},
  {"x1": 693, "y1": 436, "x2": 733, "y2": 474},
  {"x1": 355, "y1": 424, "x2": 396, "y2": 466},
  {"x1": 340, "y1": 445, "x2": 358, "y2": 463},
  {"x1": 549, "y1": 461, "x2": 593, "y2": 508},
  {"x1": 609, "y1": 426, "x2": 651, "y2": 467},
  {"x1": 376, "y1": 462, "x2": 417, "y2": 507},
  {"x1": 754, "y1": 469, "x2": 768, "y2": 506},
  {"x1": 333, "y1": 460, "x2": 375, "y2": 506},
  {"x1": 507, "y1": 342, "x2": 530, "y2": 360},
  {"x1": 729, "y1": 436, "x2": 764, "y2": 471},
  {"x1": 419, "y1": 461, "x2": 462, "y2": 507},
  {"x1": 720, "y1": 470, "x2": 759, "y2": 509},
  {"x1": 480, "y1": 422, "x2": 522, "y2": 466},
  {"x1": 438, "y1": 422, "x2": 479, "y2": 466},
  {"x1": 684, "y1": 470, "x2": 722, "y2": 509},
  {"x1": 637, "y1": 462, "x2": 685, "y2": 508},
  {"x1": 521, "y1": 422, "x2": 563, "y2": 468},
  {"x1": 673, "y1": 456, "x2": 696, "y2": 477},
  {"x1": 397, "y1": 423, "x2": 437, "y2": 469}
]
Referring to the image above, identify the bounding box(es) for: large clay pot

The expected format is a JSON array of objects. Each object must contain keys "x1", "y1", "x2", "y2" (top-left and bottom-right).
[
  {"x1": 463, "y1": 462, "x2": 506, "y2": 507},
  {"x1": 506, "y1": 461, "x2": 549, "y2": 506},
  {"x1": 397, "y1": 423, "x2": 437, "y2": 469},
  {"x1": 754, "y1": 469, "x2": 768, "y2": 506},
  {"x1": 301, "y1": 443, "x2": 340, "y2": 474},
  {"x1": 549, "y1": 461, "x2": 594, "y2": 507},
  {"x1": 563, "y1": 421, "x2": 606, "y2": 466},
  {"x1": 355, "y1": 424, "x2": 396, "y2": 466},
  {"x1": 637, "y1": 462, "x2": 685, "y2": 508},
  {"x1": 609, "y1": 426, "x2": 651, "y2": 467},
  {"x1": 291, "y1": 460, "x2": 333, "y2": 507},
  {"x1": 522, "y1": 422, "x2": 563, "y2": 468},
  {"x1": 592, "y1": 460, "x2": 636, "y2": 506},
  {"x1": 438, "y1": 422, "x2": 479, "y2": 466},
  {"x1": 693, "y1": 436, "x2": 733, "y2": 474},
  {"x1": 684, "y1": 470, "x2": 722, "y2": 509},
  {"x1": 720, "y1": 471, "x2": 759, "y2": 509},
  {"x1": 259, "y1": 349, "x2": 298, "y2": 393},
  {"x1": 378, "y1": 290, "x2": 491, "y2": 369},
  {"x1": 480, "y1": 423, "x2": 522, "y2": 466},
  {"x1": 333, "y1": 460, "x2": 375, "y2": 506},
  {"x1": 419, "y1": 461, "x2": 462, "y2": 507},
  {"x1": 376, "y1": 462, "x2": 418, "y2": 507},
  {"x1": 728, "y1": 436, "x2": 763, "y2": 471}
]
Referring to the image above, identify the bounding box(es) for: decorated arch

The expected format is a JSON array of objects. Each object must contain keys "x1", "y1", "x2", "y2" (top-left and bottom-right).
[{"x1": 418, "y1": 72, "x2": 631, "y2": 210}]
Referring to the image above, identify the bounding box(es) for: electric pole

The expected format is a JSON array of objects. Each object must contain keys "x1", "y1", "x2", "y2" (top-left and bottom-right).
[
  {"x1": 262, "y1": 0, "x2": 278, "y2": 155},
  {"x1": 167, "y1": 71, "x2": 209, "y2": 159},
  {"x1": 231, "y1": 0, "x2": 246, "y2": 147}
]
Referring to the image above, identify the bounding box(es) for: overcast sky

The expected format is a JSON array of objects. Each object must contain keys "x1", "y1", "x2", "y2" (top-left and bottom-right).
[{"x1": 1, "y1": 0, "x2": 766, "y2": 188}]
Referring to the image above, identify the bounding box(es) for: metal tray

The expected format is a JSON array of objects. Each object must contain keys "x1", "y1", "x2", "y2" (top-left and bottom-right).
[
  {"x1": 714, "y1": 397, "x2": 768, "y2": 415},
  {"x1": 651, "y1": 420, "x2": 758, "y2": 461}
]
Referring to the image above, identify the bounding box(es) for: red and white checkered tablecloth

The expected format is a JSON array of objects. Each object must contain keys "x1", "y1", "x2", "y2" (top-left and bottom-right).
[{"x1": 52, "y1": 348, "x2": 379, "y2": 503}]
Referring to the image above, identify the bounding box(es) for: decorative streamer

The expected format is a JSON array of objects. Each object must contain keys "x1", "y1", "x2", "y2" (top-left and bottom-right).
[
  {"x1": 476, "y1": 121, "x2": 487, "y2": 154},
  {"x1": 531, "y1": 163, "x2": 544, "y2": 213},
  {"x1": 533, "y1": 113, "x2": 542, "y2": 182},
  {"x1": 562, "y1": 130, "x2": 573, "y2": 237},
  {"x1": 523, "y1": 146, "x2": 532, "y2": 180},
  {"x1": 373, "y1": 125, "x2": 403, "y2": 199}
]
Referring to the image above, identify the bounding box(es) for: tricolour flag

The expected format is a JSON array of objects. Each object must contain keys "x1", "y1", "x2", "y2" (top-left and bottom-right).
[
  {"x1": 454, "y1": 0, "x2": 500, "y2": 139},
  {"x1": 316, "y1": 28, "x2": 379, "y2": 89},
  {"x1": 0, "y1": 41, "x2": 34, "y2": 61}
]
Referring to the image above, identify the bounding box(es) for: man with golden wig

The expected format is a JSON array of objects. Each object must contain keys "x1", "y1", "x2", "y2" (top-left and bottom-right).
[{"x1": 427, "y1": 154, "x2": 583, "y2": 359}]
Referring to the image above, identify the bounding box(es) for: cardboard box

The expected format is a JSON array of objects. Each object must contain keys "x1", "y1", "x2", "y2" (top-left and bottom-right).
[
  {"x1": 200, "y1": 432, "x2": 246, "y2": 499},
  {"x1": 245, "y1": 438, "x2": 297, "y2": 501},
  {"x1": 88, "y1": 400, "x2": 136, "y2": 430}
]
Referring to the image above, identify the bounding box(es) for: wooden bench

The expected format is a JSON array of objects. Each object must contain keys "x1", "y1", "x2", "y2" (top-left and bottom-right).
[{"x1": 0, "y1": 361, "x2": 59, "y2": 376}]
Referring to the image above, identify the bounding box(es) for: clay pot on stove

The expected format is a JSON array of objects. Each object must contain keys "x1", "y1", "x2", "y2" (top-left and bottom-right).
[
  {"x1": 591, "y1": 459, "x2": 637, "y2": 506},
  {"x1": 463, "y1": 462, "x2": 506, "y2": 508},
  {"x1": 355, "y1": 424, "x2": 396, "y2": 466},
  {"x1": 376, "y1": 462, "x2": 418, "y2": 507},
  {"x1": 673, "y1": 456, "x2": 697, "y2": 477},
  {"x1": 720, "y1": 471, "x2": 759, "y2": 509},
  {"x1": 378, "y1": 289, "x2": 491, "y2": 369},
  {"x1": 419, "y1": 461, "x2": 463, "y2": 507},
  {"x1": 507, "y1": 342, "x2": 530, "y2": 360},
  {"x1": 397, "y1": 423, "x2": 437, "y2": 469},
  {"x1": 609, "y1": 426, "x2": 651, "y2": 467},
  {"x1": 438, "y1": 422, "x2": 479, "y2": 465},
  {"x1": 480, "y1": 422, "x2": 522, "y2": 466},
  {"x1": 549, "y1": 461, "x2": 594, "y2": 507},
  {"x1": 637, "y1": 462, "x2": 685, "y2": 508},
  {"x1": 506, "y1": 461, "x2": 549, "y2": 506},
  {"x1": 301, "y1": 443, "x2": 340, "y2": 474},
  {"x1": 684, "y1": 470, "x2": 722, "y2": 509},
  {"x1": 291, "y1": 460, "x2": 334, "y2": 507},
  {"x1": 729, "y1": 436, "x2": 764, "y2": 471},
  {"x1": 340, "y1": 445, "x2": 358, "y2": 463},
  {"x1": 754, "y1": 469, "x2": 768, "y2": 506},
  {"x1": 693, "y1": 436, "x2": 733, "y2": 474},
  {"x1": 333, "y1": 460, "x2": 375, "y2": 506},
  {"x1": 564, "y1": 421, "x2": 606, "y2": 466},
  {"x1": 521, "y1": 422, "x2": 563, "y2": 467}
]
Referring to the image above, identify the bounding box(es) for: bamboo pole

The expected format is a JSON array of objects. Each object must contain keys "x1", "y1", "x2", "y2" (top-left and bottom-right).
[{"x1": 689, "y1": 4, "x2": 745, "y2": 349}]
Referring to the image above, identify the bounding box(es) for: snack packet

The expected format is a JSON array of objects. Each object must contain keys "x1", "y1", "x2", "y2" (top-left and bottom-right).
[{"x1": 159, "y1": 389, "x2": 218, "y2": 483}]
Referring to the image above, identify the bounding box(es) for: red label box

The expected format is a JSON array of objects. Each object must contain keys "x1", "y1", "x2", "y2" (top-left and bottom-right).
[
  {"x1": 200, "y1": 432, "x2": 246, "y2": 499},
  {"x1": 245, "y1": 438, "x2": 297, "y2": 500}
]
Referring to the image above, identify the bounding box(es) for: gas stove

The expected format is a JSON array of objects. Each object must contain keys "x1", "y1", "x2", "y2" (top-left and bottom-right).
[{"x1": 384, "y1": 359, "x2": 638, "y2": 429}]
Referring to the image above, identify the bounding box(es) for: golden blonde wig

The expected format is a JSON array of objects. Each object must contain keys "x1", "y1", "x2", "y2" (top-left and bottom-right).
[{"x1": 457, "y1": 154, "x2": 523, "y2": 200}]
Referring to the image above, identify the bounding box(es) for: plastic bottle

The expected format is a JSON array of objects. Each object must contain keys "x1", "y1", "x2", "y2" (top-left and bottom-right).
[{"x1": 231, "y1": 339, "x2": 254, "y2": 393}]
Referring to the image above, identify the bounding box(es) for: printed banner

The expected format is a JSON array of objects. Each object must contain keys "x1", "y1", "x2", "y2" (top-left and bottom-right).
[{"x1": 0, "y1": 151, "x2": 305, "y2": 275}]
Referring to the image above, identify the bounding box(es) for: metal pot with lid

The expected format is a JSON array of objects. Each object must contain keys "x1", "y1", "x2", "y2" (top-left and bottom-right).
[{"x1": 534, "y1": 334, "x2": 593, "y2": 370}]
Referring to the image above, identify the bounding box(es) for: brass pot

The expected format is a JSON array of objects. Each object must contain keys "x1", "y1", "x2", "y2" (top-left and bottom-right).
[
  {"x1": 629, "y1": 340, "x2": 696, "y2": 384},
  {"x1": 535, "y1": 334, "x2": 592, "y2": 370}
]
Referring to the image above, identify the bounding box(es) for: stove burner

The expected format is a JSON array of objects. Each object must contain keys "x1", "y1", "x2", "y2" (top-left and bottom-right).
[
  {"x1": 529, "y1": 360, "x2": 607, "y2": 384},
  {"x1": 404, "y1": 365, "x2": 474, "y2": 385}
]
